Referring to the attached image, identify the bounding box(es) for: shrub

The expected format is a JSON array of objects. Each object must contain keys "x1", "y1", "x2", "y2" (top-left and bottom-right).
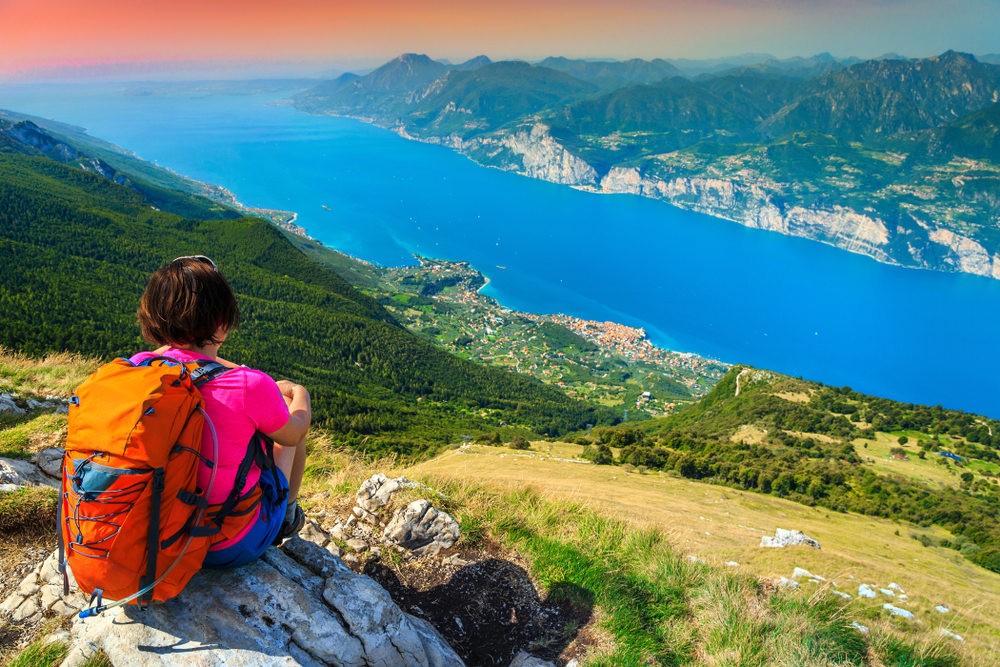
[
  {"x1": 581, "y1": 444, "x2": 613, "y2": 465},
  {"x1": 897, "y1": 435, "x2": 909, "y2": 445},
  {"x1": 974, "y1": 548, "x2": 1000, "y2": 573},
  {"x1": 508, "y1": 436, "x2": 530, "y2": 450}
]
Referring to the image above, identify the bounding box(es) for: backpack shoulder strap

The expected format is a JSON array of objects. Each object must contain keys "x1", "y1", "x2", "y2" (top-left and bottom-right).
[{"x1": 190, "y1": 361, "x2": 229, "y2": 387}]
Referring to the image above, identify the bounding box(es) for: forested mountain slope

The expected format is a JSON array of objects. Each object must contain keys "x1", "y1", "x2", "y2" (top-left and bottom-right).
[{"x1": 0, "y1": 152, "x2": 613, "y2": 455}]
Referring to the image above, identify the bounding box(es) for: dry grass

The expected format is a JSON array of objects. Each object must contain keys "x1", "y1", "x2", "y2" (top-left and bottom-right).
[
  {"x1": 0, "y1": 348, "x2": 100, "y2": 398},
  {"x1": 409, "y1": 443, "x2": 999, "y2": 665}
]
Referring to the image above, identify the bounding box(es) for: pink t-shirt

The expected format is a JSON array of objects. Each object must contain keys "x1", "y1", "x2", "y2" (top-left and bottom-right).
[{"x1": 130, "y1": 349, "x2": 290, "y2": 549}]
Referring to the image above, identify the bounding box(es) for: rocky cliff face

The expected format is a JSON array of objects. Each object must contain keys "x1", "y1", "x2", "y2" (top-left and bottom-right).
[{"x1": 599, "y1": 166, "x2": 1000, "y2": 279}]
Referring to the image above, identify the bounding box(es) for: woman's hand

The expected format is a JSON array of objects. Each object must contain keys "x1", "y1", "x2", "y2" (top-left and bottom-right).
[{"x1": 276, "y1": 380, "x2": 299, "y2": 399}]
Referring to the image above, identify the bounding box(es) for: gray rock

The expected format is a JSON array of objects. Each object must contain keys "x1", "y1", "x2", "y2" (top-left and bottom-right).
[
  {"x1": 0, "y1": 457, "x2": 60, "y2": 490},
  {"x1": 443, "y1": 554, "x2": 469, "y2": 568},
  {"x1": 33, "y1": 448, "x2": 65, "y2": 479},
  {"x1": 508, "y1": 651, "x2": 556, "y2": 667},
  {"x1": 357, "y1": 473, "x2": 413, "y2": 513},
  {"x1": 61, "y1": 544, "x2": 464, "y2": 667},
  {"x1": 776, "y1": 577, "x2": 799, "y2": 589},
  {"x1": 383, "y1": 500, "x2": 460, "y2": 556},
  {"x1": 11, "y1": 597, "x2": 39, "y2": 622},
  {"x1": 27, "y1": 399, "x2": 61, "y2": 411},
  {"x1": 851, "y1": 622, "x2": 869, "y2": 634},
  {"x1": 760, "y1": 528, "x2": 820, "y2": 549},
  {"x1": 1, "y1": 593, "x2": 25, "y2": 615},
  {"x1": 935, "y1": 605, "x2": 951, "y2": 613},
  {"x1": 0, "y1": 394, "x2": 25, "y2": 416},
  {"x1": 330, "y1": 523, "x2": 348, "y2": 542},
  {"x1": 858, "y1": 584, "x2": 876, "y2": 599},
  {"x1": 724, "y1": 561, "x2": 739, "y2": 567},
  {"x1": 830, "y1": 590, "x2": 852, "y2": 600},
  {"x1": 346, "y1": 539, "x2": 369, "y2": 553},
  {"x1": 883, "y1": 604, "x2": 914, "y2": 619},
  {"x1": 941, "y1": 629, "x2": 964, "y2": 642},
  {"x1": 299, "y1": 519, "x2": 330, "y2": 548},
  {"x1": 326, "y1": 543, "x2": 344, "y2": 558},
  {"x1": 879, "y1": 588, "x2": 895, "y2": 597}
]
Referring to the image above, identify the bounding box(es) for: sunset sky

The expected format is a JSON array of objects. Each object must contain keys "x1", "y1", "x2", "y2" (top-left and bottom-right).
[{"x1": 2, "y1": 0, "x2": 998, "y2": 80}]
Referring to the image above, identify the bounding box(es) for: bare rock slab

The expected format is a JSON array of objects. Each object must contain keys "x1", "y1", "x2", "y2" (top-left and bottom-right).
[
  {"x1": 356, "y1": 473, "x2": 414, "y2": 513},
  {"x1": 60, "y1": 544, "x2": 464, "y2": 667}
]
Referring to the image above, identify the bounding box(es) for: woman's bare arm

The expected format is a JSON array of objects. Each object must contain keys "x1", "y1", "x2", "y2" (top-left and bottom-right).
[{"x1": 264, "y1": 381, "x2": 311, "y2": 447}]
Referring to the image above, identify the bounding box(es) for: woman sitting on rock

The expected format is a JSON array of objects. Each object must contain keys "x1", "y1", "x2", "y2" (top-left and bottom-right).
[{"x1": 132, "y1": 255, "x2": 310, "y2": 568}]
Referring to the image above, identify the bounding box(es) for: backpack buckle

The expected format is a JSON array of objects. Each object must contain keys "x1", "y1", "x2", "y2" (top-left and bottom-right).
[{"x1": 152, "y1": 469, "x2": 166, "y2": 492}]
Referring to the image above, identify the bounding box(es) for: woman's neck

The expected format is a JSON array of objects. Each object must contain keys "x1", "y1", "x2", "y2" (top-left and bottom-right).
[{"x1": 170, "y1": 344, "x2": 220, "y2": 360}]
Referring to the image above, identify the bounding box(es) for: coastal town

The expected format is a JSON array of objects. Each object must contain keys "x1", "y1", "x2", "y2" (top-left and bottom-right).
[{"x1": 377, "y1": 256, "x2": 730, "y2": 417}]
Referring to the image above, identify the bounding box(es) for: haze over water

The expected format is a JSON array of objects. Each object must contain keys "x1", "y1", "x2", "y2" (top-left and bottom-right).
[{"x1": 4, "y1": 85, "x2": 998, "y2": 417}]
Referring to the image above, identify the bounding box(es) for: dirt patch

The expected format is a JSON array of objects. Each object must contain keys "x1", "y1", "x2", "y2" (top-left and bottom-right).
[
  {"x1": 364, "y1": 541, "x2": 594, "y2": 666},
  {"x1": 775, "y1": 391, "x2": 811, "y2": 403}
]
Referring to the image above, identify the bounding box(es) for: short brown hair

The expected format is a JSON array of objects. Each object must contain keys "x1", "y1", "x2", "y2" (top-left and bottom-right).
[{"x1": 137, "y1": 257, "x2": 240, "y2": 348}]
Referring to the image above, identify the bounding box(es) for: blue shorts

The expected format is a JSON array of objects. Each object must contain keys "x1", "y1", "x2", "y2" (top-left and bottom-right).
[{"x1": 202, "y1": 467, "x2": 289, "y2": 570}]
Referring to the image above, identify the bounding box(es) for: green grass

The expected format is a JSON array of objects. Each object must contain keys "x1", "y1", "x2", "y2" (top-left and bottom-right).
[
  {"x1": 4, "y1": 640, "x2": 67, "y2": 667},
  {"x1": 0, "y1": 486, "x2": 57, "y2": 532},
  {"x1": 0, "y1": 413, "x2": 66, "y2": 459}
]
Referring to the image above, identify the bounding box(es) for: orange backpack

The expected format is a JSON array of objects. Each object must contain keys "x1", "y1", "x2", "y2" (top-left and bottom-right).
[{"x1": 59, "y1": 356, "x2": 283, "y2": 615}]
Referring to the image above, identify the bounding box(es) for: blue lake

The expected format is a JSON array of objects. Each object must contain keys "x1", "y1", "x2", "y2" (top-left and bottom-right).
[{"x1": 2, "y1": 84, "x2": 998, "y2": 417}]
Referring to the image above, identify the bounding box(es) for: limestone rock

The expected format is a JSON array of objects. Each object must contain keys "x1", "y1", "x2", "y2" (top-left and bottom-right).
[
  {"x1": 830, "y1": 590, "x2": 852, "y2": 600},
  {"x1": 935, "y1": 605, "x2": 951, "y2": 613},
  {"x1": 883, "y1": 604, "x2": 914, "y2": 619},
  {"x1": 858, "y1": 584, "x2": 876, "y2": 599},
  {"x1": 299, "y1": 519, "x2": 330, "y2": 548},
  {"x1": 61, "y1": 544, "x2": 464, "y2": 667},
  {"x1": 760, "y1": 528, "x2": 820, "y2": 549},
  {"x1": 509, "y1": 651, "x2": 556, "y2": 667},
  {"x1": 941, "y1": 628, "x2": 964, "y2": 642},
  {"x1": 0, "y1": 394, "x2": 25, "y2": 416},
  {"x1": 852, "y1": 622, "x2": 869, "y2": 634},
  {"x1": 382, "y1": 500, "x2": 460, "y2": 556},
  {"x1": 346, "y1": 539, "x2": 368, "y2": 553},
  {"x1": 33, "y1": 448, "x2": 64, "y2": 479},
  {"x1": 0, "y1": 457, "x2": 60, "y2": 491},
  {"x1": 357, "y1": 473, "x2": 414, "y2": 513}
]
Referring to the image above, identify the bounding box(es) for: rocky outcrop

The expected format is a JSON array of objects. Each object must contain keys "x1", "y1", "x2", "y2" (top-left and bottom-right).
[
  {"x1": 382, "y1": 500, "x2": 461, "y2": 556},
  {"x1": 760, "y1": 528, "x2": 821, "y2": 549},
  {"x1": 56, "y1": 535, "x2": 464, "y2": 667},
  {"x1": 493, "y1": 125, "x2": 598, "y2": 185}
]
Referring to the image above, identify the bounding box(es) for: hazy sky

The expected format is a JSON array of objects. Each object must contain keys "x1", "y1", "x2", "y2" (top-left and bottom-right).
[{"x1": 2, "y1": 0, "x2": 999, "y2": 79}]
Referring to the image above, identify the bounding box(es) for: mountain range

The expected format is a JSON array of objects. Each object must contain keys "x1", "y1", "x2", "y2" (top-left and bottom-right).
[{"x1": 294, "y1": 51, "x2": 1000, "y2": 279}]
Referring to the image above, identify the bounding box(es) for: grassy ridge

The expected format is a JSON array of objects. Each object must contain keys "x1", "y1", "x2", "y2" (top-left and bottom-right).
[{"x1": 589, "y1": 367, "x2": 1000, "y2": 573}]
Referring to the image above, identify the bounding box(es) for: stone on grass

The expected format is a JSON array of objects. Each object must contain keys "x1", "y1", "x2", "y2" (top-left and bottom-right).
[
  {"x1": 0, "y1": 394, "x2": 25, "y2": 416},
  {"x1": 776, "y1": 578, "x2": 799, "y2": 589},
  {"x1": 858, "y1": 584, "x2": 876, "y2": 599},
  {"x1": 792, "y1": 567, "x2": 825, "y2": 581},
  {"x1": 830, "y1": 590, "x2": 852, "y2": 600},
  {"x1": 32, "y1": 448, "x2": 64, "y2": 479},
  {"x1": 760, "y1": 528, "x2": 820, "y2": 549},
  {"x1": 941, "y1": 629, "x2": 964, "y2": 642},
  {"x1": 382, "y1": 500, "x2": 460, "y2": 556},
  {"x1": 509, "y1": 651, "x2": 556, "y2": 667},
  {"x1": 935, "y1": 605, "x2": 951, "y2": 613},
  {"x1": 883, "y1": 604, "x2": 914, "y2": 619},
  {"x1": 852, "y1": 622, "x2": 869, "y2": 634},
  {"x1": 879, "y1": 588, "x2": 895, "y2": 597},
  {"x1": 724, "y1": 561, "x2": 739, "y2": 567},
  {"x1": 888, "y1": 582, "x2": 902, "y2": 591},
  {"x1": 346, "y1": 538, "x2": 369, "y2": 553}
]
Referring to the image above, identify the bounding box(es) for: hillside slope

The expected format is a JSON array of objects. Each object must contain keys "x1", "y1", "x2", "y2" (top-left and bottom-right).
[{"x1": 0, "y1": 151, "x2": 613, "y2": 452}]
